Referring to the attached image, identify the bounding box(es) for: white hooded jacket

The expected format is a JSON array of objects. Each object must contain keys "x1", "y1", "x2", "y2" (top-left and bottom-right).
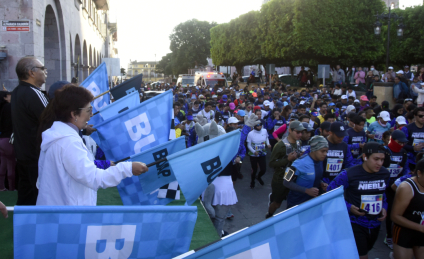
[{"x1": 36, "y1": 121, "x2": 133, "y2": 206}]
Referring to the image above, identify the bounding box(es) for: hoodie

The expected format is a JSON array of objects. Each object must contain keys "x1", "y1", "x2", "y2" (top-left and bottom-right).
[{"x1": 36, "y1": 121, "x2": 133, "y2": 206}]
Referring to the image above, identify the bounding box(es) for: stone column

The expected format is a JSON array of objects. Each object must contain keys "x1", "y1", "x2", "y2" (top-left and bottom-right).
[{"x1": 374, "y1": 82, "x2": 395, "y2": 108}]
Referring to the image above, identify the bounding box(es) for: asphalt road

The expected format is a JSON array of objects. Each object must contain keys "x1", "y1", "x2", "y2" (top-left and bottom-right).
[{"x1": 223, "y1": 153, "x2": 392, "y2": 259}]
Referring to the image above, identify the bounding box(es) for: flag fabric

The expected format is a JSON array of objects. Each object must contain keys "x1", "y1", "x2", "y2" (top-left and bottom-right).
[
  {"x1": 117, "y1": 175, "x2": 174, "y2": 205},
  {"x1": 80, "y1": 62, "x2": 110, "y2": 126},
  {"x1": 167, "y1": 130, "x2": 241, "y2": 205},
  {"x1": 158, "y1": 181, "x2": 180, "y2": 200},
  {"x1": 177, "y1": 187, "x2": 359, "y2": 259},
  {"x1": 110, "y1": 73, "x2": 143, "y2": 101},
  {"x1": 91, "y1": 90, "x2": 173, "y2": 162},
  {"x1": 116, "y1": 137, "x2": 186, "y2": 205},
  {"x1": 99, "y1": 91, "x2": 140, "y2": 121},
  {"x1": 14, "y1": 205, "x2": 197, "y2": 259}
]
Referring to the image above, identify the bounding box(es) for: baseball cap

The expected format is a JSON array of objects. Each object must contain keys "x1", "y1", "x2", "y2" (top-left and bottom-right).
[
  {"x1": 300, "y1": 100, "x2": 306, "y2": 105},
  {"x1": 330, "y1": 121, "x2": 348, "y2": 137},
  {"x1": 228, "y1": 117, "x2": 239, "y2": 124},
  {"x1": 341, "y1": 95, "x2": 347, "y2": 100},
  {"x1": 222, "y1": 94, "x2": 228, "y2": 101},
  {"x1": 404, "y1": 65, "x2": 409, "y2": 68},
  {"x1": 187, "y1": 115, "x2": 193, "y2": 121},
  {"x1": 346, "y1": 105, "x2": 356, "y2": 113},
  {"x1": 302, "y1": 122, "x2": 314, "y2": 132},
  {"x1": 391, "y1": 129, "x2": 408, "y2": 143},
  {"x1": 311, "y1": 111, "x2": 318, "y2": 116},
  {"x1": 229, "y1": 103, "x2": 236, "y2": 110},
  {"x1": 354, "y1": 99, "x2": 360, "y2": 103},
  {"x1": 199, "y1": 94, "x2": 205, "y2": 99},
  {"x1": 283, "y1": 101, "x2": 289, "y2": 106},
  {"x1": 363, "y1": 142, "x2": 386, "y2": 155},
  {"x1": 396, "y1": 70, "x2": 404, "y2": 74},
  {"x1": 237, "y1": 110, "x2": 246, "y2": 116},
  {"x1": 212, "y1": 95, "x2": 218, "y2": 98},
  {"x1": 388, "y1": 66, "x2": 394, "y2": 70},
  {"x1": 252, "y1": 92, "x2": 257, "y2": 97},
  {"x1": 329, "y1": 102, "x2": 335, "y2": 106},
  {"x1": 320, "y1": 121, "x2": 331, "y2": 131},
  {"x1": 263, "y1": 100, "x2": 271, "y2": 106},
  {"x1": 378, "y1": 111, "x2": 391, "y2": 122},
  {"x1": 395, "y1": 116, "x2": 407, "y2": 125},
  {"x1": 289, "y1": 121, "x2": 306, "y2": 131},
  {"x1": 360, "y1": 95, "x2": 369, "y2": 101},
  {"x1": 290, "y1": 97, "x2": 298, "y2": 103}
]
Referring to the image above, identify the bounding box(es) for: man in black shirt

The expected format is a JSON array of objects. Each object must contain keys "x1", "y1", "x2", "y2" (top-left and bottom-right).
[{"x1": 11, "y1": 57, "x2": 49, "y2": 205}]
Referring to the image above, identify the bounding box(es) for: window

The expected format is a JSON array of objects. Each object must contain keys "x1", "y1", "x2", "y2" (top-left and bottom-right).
[{"x1": 135, "y1": 70, "x2": 138, "y2": 75}]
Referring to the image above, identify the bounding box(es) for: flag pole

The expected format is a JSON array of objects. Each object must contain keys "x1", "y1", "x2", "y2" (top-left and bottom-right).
[
  {"x1": 94, "y1": 90, "x2": 110, "y2": 100},
  {"x1": 115, "y1": 157, "x2": 167, "y2": 167}
]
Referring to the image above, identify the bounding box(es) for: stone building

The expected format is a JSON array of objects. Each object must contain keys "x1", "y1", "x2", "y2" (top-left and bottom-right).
[
  {"x1": 127, "y1": 60, "x2": 163, "y2": 82},
  {"x1": 0, "y1": 0, "x2": 118, "y2": 92}
]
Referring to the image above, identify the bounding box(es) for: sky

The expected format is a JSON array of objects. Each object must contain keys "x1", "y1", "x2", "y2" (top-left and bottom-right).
[{"x1": 109, "y1": 0, "x2": 262, "y2": 68}]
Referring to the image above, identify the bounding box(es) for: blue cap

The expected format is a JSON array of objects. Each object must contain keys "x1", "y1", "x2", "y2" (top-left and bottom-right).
[
  {"x1": 222, "y1": 94, "x2": 228, "y2": 101},
  {"x1": 237, "y1": 110, "x2": 246, "y2": 116},
  {"x1": 329, "y1": 102, "x2": 335, "y2": 106},
  {"x1": 48, "y1": 80, "x2": 70, "y2": 99},
  {"x1": 187, "y1": 115, "x2": 193, "y2": 120},
  {"x1": 330, "y1": 121, "x2": 348, "y2": 137}
]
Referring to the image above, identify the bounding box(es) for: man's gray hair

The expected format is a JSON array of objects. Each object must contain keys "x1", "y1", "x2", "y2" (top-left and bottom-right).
[{"x1": 15, "y1": 56, "x2": 38, "y2": 81}]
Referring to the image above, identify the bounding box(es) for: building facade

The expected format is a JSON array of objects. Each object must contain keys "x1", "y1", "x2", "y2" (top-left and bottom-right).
[
  {"x1": 0, "y1": 0, "x2": 118, "y2": 92},
  {"x1": 127, "y1": 60, "x2": 163, "y2": 82}
]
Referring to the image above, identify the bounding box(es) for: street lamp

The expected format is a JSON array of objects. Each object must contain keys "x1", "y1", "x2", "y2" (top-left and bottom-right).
[{"x1": 374, "y1": 7, "x2": 405, "y2": 70}]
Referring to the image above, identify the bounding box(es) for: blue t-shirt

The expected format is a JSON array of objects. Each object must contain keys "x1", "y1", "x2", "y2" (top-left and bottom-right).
[{"x1": 367, "y1": 121, "x2": 391, "y2": 144}]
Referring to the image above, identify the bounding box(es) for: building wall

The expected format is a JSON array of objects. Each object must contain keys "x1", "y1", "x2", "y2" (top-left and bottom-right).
[
  {"x1": 0, "y1": 0, "x2": 117, "y2": 92},
  {"x1": 127, "y1": 60, "x2": 163, "y2": 81}
]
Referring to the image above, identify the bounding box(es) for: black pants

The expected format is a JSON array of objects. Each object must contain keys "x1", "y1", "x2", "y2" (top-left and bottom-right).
[
  {"x1": 385, "y1": 186, "x2": 396, "y2": 238},
  {"x1": 16, "y1": 160, "x2": 39, "y2": 205},
  {"x1": 231, "y1": 162, "x2": 241, "y2": 182},
  {"x1": 270, "y1": 139, "x2": 278, "y2": 151},
  {"x1": 249, "y1": 156, "x2": 267, "y2": 181}
]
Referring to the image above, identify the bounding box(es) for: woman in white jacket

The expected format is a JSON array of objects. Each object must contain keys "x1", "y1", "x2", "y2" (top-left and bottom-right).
[
  {"x1": 412, "y1": 81, "x2": 424, "y2": 107},
  {"x1": 36, "y1": 84, "x2": 148, "y2": 206}
]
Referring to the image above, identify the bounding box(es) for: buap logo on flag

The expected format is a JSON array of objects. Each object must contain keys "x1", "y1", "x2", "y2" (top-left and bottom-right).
[
  {"x1": 167, "y1": 130, "x2": 241, "y2": 205},
  {"x1": 178, "y1": 187, "x2": 359, "y2": 259},
  {"x1": 80, "y1": 62, "x2": 110, "y2": 126},
  {"x1": 116, "y1": 137, "x2": 186, "y2": 205},
  {"x1": 92, "y1": 90, "x2": 173, "y2": 162},
  {"x1": 99, "y1": 91, "x2": 140, "y2": 121},
  {"x1": 14, "y1": 206, "x2": 197, "y2": 259}
]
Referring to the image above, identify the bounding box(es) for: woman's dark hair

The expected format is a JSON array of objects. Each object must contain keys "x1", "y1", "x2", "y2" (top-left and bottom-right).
[
  {"x1": 406, "y1": 111, "x2": 414, "y2": 121},
  {"x1": 0, "y1": 91, "x2": 11, "y2": 113},
  {"x1": 37, "y1": 84, "x2": 93, "y2": 146},
  {"x1": 282, "y1": 105, "x2": 292, "y2": 119},
  {"x1": 392, "y1": 104, "x2": 404, "y2": 115},
  {"x1": 352, "y1": 115, "x2": 366, "y2": 124},
  {"x1": 406, "y1": 104, "x2": 416, "y2": 112},
  {"x1": 271, "y1": 108, "x2": 282, "y2": 119}
]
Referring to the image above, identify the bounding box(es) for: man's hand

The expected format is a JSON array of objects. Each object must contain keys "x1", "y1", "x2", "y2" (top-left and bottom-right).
[
  {"x1": 287, "y1": 151, "x2": 297, "y2": 162},
  {"x1": 132, "y1": 162, "x2": 148, "y2": 176},
  {"x1": 305, "y1": 187, "x2": 319, "y2": 197},
  {"x1": 414, "y1": 143, "x2": 424, "y2": 152},
  {"x1": 267, "y1": 145, "x2": 271, "y2": 149},
  {"x1": 254, "y1": 152, "x2": 259, "y2": 156},
  {"x1": 350, "y1": 205, "x2": 366, "y2": 216},
  {"x1": 110, "y1": 161, "x2": 115, "y2": 166},
  {"x1": 0, "y1": 201, "x2": 8, "y2": 219},
  {"x1": 359, "y1": 143, "x2": 365, "y2": 148},
  {"x1": 378, "y1": 208, "x2": 387, "y2": 222},
  {"x1": 85, "y1": 124, "x2": 97, "y2": 136},
  {"x1": 320, "y1": 182, "x2": 328, "y2": 192},
  {"x1": 234, "y1": 157, "x2": 241, "y2": 163},
  {"x1": 368, "y1": 134, "x2": 375, "y2": 139}
]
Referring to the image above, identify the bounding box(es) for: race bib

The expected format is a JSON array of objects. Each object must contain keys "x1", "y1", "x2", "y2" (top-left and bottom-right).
[
  {"x1": 326, "y1": 158, "x2": 343, "y2": 173},
  {"x1": 351, "y1": 149, "x2": 359, "y2": 155},
  {"x1": 253, "y1": 143, "x2": 265, "y2": 151},
  {"x1": 374, "y1": 132, "x2": 383, "y2": 141},
  {"x1": 388, "y1": 164, "x2": 403, "y2": 178},
  {"x1": 360, "y1": 194, "x2": 383, "y2": 215}
]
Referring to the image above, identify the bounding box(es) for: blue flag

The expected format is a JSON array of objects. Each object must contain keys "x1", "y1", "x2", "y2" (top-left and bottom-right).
[
  {"x1": 179, "y1": 187, "x2": 359, "y2": 259},
  {"x1": 167, "y1": 130, "x2": 241, "y2": 205},
  {"x1": 92, "y1": 90, "x2": 173, "y2": 162},
  {"x1": 14, "y1": 205, "x2": 197, "y2": 259},
  {"x1": 99, "y1": 91, "x2": 140, "y2": 121},
  {"x1": 81, "y1": 62, "x2": 110, "y2": 126}
]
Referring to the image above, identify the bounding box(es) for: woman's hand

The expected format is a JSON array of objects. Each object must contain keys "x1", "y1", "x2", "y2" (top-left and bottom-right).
[
  {"x1": 132, "y1": 162, "x2": 148, "y2": 176},
  {"x1": 0, "y1": 201, "x2": 8, "y2": 219}
]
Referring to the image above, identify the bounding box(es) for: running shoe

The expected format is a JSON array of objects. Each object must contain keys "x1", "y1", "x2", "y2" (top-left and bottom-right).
[
  {"x1": 265, "y1": 212, "x2": 272, "y2": 219},
  {"x1": 384, "y1": 237, "x2": 393, "y2": 250}
]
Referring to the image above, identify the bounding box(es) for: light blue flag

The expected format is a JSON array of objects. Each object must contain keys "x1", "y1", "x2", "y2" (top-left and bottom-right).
[
  {"x1": 80, "y1": 62, "x2": 110, "y2": 126},
  {"x1": 14, "y1": 205, "x2": 197, "y2": 259},
  {"x1": 167, "y1": 130, "x2": 241, "y2": 205},
  {"x1": 99, "y1": 91, "x2": 140, "y2": 121},
  {"x1": 92, "y1": 90, "x2": 173, "y2": 162},
  {"x1": 178, "y1": 187, "x2": 359, "y2": 259}
]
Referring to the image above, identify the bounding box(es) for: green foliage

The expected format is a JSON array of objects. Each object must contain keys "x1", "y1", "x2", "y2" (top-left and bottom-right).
[
  {"x1": 156, "y1": 53, "x2": 174, "y2": 76},
  {"x1": 169, "y1": 19, "x2": 217, "y2": 75}
]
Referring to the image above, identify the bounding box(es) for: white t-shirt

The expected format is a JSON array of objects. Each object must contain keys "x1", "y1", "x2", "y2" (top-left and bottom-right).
[{"x1": 200, "y1": 109, "x2": 215, "y2": 123}]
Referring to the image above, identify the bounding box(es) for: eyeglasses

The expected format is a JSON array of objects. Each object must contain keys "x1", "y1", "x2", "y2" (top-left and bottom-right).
[
  {"x1": 417, "y1": 115, "x2": 424, "y2": 118},
  {"x1": 32, "y1": 66, "x2": 47, "y2": 71},
  {"x1": 79, "y1": 105, "x2": 93, "y2": 113}
]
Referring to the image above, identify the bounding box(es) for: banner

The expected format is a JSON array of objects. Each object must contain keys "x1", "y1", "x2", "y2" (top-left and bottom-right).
[
  {"x1": 81, "y1": 62, "x2": 110, "y2": 126},
  {"x1": 110, "y1": 73, "x2": 143, "y2": 101},
  {"x1": 167, "y1": 130, "x2": 241, "y2": 205},
  {"x1": 177, "y1": 187, "x2": 359, "y2": 259},
  {"x1": 14, "y1": 206, "x2": 197, "y2": 259},
  {"x1": 92, "y1": 90, "x2": 173, "y2": 162},
  {"x1": 99, "y1": 91, "x2": 140, "y2": 121}
]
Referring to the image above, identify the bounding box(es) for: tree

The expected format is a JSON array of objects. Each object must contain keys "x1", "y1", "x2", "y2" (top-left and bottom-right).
[
  {"x1": 156, "y1": 53, "x2": 174, "y2": 77},
  {"x1": 169, "y1": 19, "x2": 217, "y2": 75}
]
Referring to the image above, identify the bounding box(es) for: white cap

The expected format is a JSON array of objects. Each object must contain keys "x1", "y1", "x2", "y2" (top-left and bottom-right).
[
  {"x1": 396, "y1": 116, "x2": 407, "y2": 125},
  {"x1": 346, "y1": 105, "x2": 356, "y2": 113},
  {"x1": 379, "y1": 111, "x2": 391, "y2": 122},
  {"x1": 212, "y1": 95, "x2": 217, "y2": 98},
  {"x1": 388, "y1": 66, "x2": 394, "y2": 69},
  {"x1": 263, "y1": 100, "x2": 271, "y2": 106},
  {"x1": 300, "y1": 100, "x2": 306, "y2": 105},
  {"x1": 341, "y1": 95, "x2": 347, "y2": 100},
  {"x1": 354, "y1": 99, "x2": 360, "y2": 103},
  {"x1": 228, "y1": 117, "x2": 239, "y2": 124},
  {"x1": 198, "y1": 94, "x2": 204, "y2": 98},
  {"x1": 396, "y1": 70, "x2": 404, "y2": 74}
]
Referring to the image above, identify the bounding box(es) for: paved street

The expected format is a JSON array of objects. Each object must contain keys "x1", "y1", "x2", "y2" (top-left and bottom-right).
[{"x1": 223, "y1": 153, "x2": 392, "y2": 259}]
